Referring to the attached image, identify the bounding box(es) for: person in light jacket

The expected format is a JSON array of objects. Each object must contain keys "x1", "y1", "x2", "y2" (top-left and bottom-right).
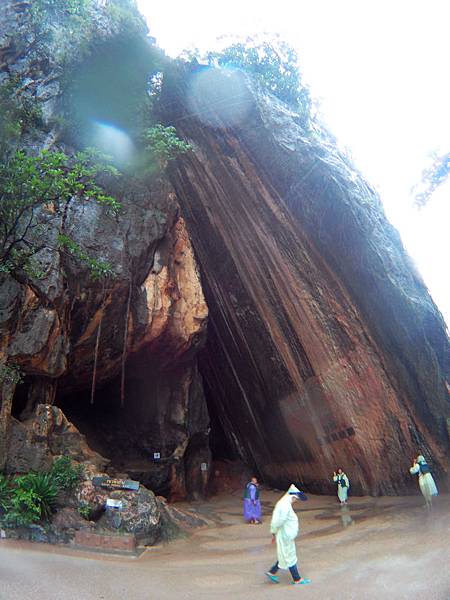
[
  {"x1": 333, "y1": 468, "x2": 350, "y2": 504},
  {"x1": 265, "y1": 484, "x2": 311, "y2": 586},
  {"x1": 409, "y1": 453, "x2": 438, "y2": 508}
]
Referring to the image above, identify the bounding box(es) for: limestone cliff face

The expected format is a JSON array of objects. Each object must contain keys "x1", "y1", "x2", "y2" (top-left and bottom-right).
[
  {"x1": 0, "y1": 1, "x2": 210, "y2": 499},
  {"x1": 161, "y1": 65, "x2": 450, "y2": 495},
  {"x1": 1, "y1": 0, "x2": 449, "y2": 499},
  {"x1": 0, "y1": 178, "x2": 210, "y2": 497}
]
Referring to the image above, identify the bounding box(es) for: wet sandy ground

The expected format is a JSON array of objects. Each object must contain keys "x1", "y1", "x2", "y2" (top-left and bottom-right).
[{"x1": 0, "y1": 491, "x2": 449, "y2": 600}]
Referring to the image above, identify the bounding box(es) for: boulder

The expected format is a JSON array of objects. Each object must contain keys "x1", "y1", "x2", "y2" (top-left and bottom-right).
[{"x1": 4, "y1": 404, "x2": 108, "y2": 474}]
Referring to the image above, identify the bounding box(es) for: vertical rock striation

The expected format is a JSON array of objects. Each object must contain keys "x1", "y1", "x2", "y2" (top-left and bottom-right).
[{"x1": 161, "y1": 65, "x2": 449, "y2": 494}]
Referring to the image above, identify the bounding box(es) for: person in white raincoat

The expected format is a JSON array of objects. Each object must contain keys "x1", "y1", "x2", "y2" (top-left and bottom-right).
[
  {"x1": 333, "y1": 468, "x2": 350, "y2": 504},
  {"x1": 265, "y1": 484, "x2": 311, "y2": 586},
  {"x1": 409, "y1": 454, "x2": 439, "y2": 508}
]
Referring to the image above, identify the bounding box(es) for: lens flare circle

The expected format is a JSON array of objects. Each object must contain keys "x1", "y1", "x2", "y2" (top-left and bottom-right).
[
  {"x1": 91, "y1": 121, "x2": 134, "y2": 165},
  {"x1": 187, "y1": 66, "x2": 253, "y2": 129}
]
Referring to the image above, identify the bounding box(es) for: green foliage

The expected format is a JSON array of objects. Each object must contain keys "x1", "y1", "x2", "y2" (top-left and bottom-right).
[
  {"x1": 192, "y1": 36, "x2": 311, "y2": 124},
  {"x1": 0, "y1": 458, "x2": 83, "y2": 527},
  {"x1": 414, "y1": 151, "x2": 450, "y2": 207},
  {"x1": 0, "y1": 474, "x2": 11, "y2": 514},
  {"x1": 0, "y1": 363, "x2": 23, "y2": 386},
  {"x1": 0, "y1": 149, "x2": 120, "y2": 279},
  {"x1": 2, "y1": 473, "x2": 57, "y2": 526},
  {"x1": 49, "y1": 456, "x2": 84, "y2": 491},
  {"x1": 105, "y1": 0, "x2": 147, "y2": 35},
  {"x1": 0, "y1": 79, "x2": 42, "y2": 156},
  {"x1": 14, "y1": 473, "x2": 58, "y2": 521},
  {"x1": 32, "y1": 0, "x2": 90, "y2": 17},
  {"x1": 5, "y1": 487, "x2": 41, "y2": 527},
  {"x1": 28, "y1": 0, "x2": 93, "y2": 68},
  {"x1": 142, "y1": 125, "x2": 192, "y2": 170},
  {"x1": 57, "y1": 235, "x2": 114, "y2": 280},
  {"x1": 78, "y1": 502, "x2": 91, "y2": 520}
]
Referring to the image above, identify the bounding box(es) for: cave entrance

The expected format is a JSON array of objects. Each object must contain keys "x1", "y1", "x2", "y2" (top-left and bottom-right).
[
  {"x1": 11, "y1": 375, "x2": 57, "y2": 421},
  {"x1": 55, "y1": 366, "x2": 180, "y2": 496},
  {"x1": 206, "y1": 396, "x2": 238, "y2": 463},
  {"x1": 57, "y1": 376, "x2": 149, "y2": 468},
  {"x1": 55, "y1": 348, "x2": 214, "y2": 500},
  {"x1": 11, "y1": 377, "x2": 32, "y2": 420},
  {"x1": 202, "y1": 376, "x2": 254, "y2": 495}
]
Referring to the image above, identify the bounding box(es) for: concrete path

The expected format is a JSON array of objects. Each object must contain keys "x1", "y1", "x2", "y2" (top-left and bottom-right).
[{"x1": 1, "y1": 491, "x2": 449, "y2": 600}]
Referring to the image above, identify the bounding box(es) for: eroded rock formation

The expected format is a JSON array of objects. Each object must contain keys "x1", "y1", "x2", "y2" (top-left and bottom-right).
[
  {"x1": 0, "y1": 0, "x2": 210, "y2": 501},
  {"x1": 1, "y1": 0, "x2": 448, "y2": 504},
  {"x1": 161, "y1": 64, "x2": 450, "y2": 495}
]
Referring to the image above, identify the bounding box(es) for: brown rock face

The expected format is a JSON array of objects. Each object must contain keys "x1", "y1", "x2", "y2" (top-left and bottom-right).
[
  {"x1": 1, "y1": 208, "x2": 210, "y2": 498},
  {"x1": 161, "y1": 65, "x2": 450, "y2": 495},
  {"x1": 0, "y1": 1, "x2": 211, "y2": 500},
  {"x1": 4, "y1": 404, "x2": 108, "y2": 475}
]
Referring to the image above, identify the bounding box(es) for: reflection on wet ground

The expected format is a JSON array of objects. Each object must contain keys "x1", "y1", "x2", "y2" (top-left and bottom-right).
[{"x1": 1, "y1": 490, "x2": 449, "y2": 599}]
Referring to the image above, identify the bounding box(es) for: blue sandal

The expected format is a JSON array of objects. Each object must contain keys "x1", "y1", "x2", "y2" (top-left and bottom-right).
[
  {"x1": 292, "y1": 578, "x2": 311, "y2": 585},
  {"x1": 265, "y1": 572, "x2": 279, "y2": 583}
]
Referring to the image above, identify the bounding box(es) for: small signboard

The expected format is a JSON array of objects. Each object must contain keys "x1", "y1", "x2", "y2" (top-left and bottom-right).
[
  {"x1": 106, "y1": 498, "x2": 123, "y2": 509},
  {"x1": 200, "y1": 462, "x2": 208, "y2": 471},
  {"x1": 92, "y1": 476, "x2": 139, "y2": 492},
  {"x1": 153, "y1": 452, "x2": 161, "y2": 461}
]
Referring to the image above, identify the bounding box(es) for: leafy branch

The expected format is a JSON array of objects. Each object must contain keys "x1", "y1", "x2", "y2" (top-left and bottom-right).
[
  {"x1": 185, "y1": 35, "x2": 311, "y2": 124},
  {"x1": 142, "y1": 124, "x2": 192, "y2": 171},
  {"x1": 57, "y1": 234, "x2": 114, "y2": 280},
  {"x1": 0, "y1": 149, "x2": 121, "y2": 279}
]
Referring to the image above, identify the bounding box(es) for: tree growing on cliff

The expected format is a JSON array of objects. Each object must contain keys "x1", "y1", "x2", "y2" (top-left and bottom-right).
[
  {"x1": 185, "y1": 35, "x2": 311, "y2": 125},
  {"x1": 0, "y1": 149, "x2": 120, "y2": 280},
  {"x1": 142, "y1": 124, "x2": 192, "y2": 171},
  {"x1": 0, "y1": 79, "x2": 42, "y2": 157}
]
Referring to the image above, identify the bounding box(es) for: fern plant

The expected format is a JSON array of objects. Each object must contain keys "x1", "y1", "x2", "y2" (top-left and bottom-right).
[{"x1": 15, "y1": 473, "x2": 58, "y2": 521}]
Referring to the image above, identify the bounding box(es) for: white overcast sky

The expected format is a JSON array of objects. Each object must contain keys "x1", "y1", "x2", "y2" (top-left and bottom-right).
[{"x1": 137, "y1": 0, "x2": 450, "y2": 326}]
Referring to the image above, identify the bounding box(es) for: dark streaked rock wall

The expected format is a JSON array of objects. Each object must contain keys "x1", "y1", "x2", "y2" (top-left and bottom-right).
[{"x1": 161, "y1": 65, "x2": 449, "y2": 494}]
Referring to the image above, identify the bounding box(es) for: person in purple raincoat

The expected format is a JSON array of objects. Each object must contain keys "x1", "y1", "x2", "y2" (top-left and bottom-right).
[{"x1": 243, "y1": 476, "x2": 262, "y2": 524}]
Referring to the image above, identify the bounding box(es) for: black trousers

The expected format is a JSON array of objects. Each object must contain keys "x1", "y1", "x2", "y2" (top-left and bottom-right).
[{"x1": 269, "y1": 561, "x2": 301, "y2": 582}]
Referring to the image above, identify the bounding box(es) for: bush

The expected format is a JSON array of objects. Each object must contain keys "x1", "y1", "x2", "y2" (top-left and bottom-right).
[
  {"x1": 14, "y1": 473, "x2": 58, "y2": 521},
  {"x1": 5, "y1": 487, "x2": 41, "y2": 527},
  {"x1": 142, "y1": 124, "x2": 191, "y2": 170},
  {"x1": 49, "y1": 456, "x2": 84, "y2": 491},
  {"x1": 0, "y1": 474, "x2": 11, "y2": 515},
  {"x1": 2, "y1": 473, "x2": 57, "y2": 526},
  {"x1": 78, "y1": 502, "x2": 91, "y2": 520},
  {"x1": 0, "y1": 457, "x2": 83, "y2": 527},
  {"x1": 0, "y1": 149, "x2": 120, "y2": 279},
  {"x1": 0, "y1": 79, "x2": 42, "y2": 156},
  {"x1": 189, "y1": 35, "x2": 311, "y2": 125}
]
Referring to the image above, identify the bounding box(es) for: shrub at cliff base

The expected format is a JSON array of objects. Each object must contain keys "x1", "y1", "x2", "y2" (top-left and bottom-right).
[{"x1": 0, "y1": 457, "x2": 84, "y2": 528}]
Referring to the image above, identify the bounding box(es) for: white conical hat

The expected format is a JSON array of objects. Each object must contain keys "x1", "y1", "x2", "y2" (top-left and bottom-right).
[{"x1": 287, "y1": 484, "x2": 307, "y2": 501}]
